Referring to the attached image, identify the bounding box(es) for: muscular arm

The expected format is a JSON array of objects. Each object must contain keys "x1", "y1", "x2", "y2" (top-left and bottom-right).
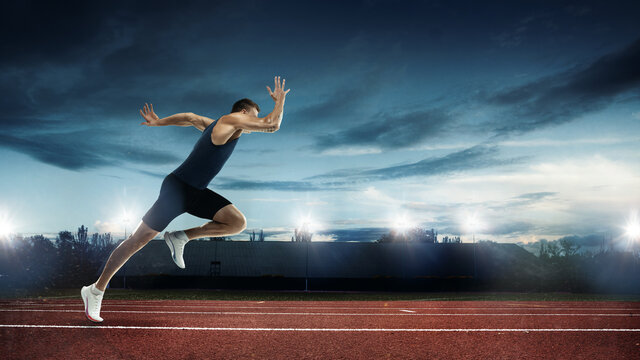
[
  {"x1": 264, "y1": 97, "x2": 285, "y2": 130},
  {"x1": 226, "y1": 97, "x2": 286, "y2": 133},
  {"x1": 156, "y1": 113, "x2": 193, "y2": 127},
  {"x1": 186, "y1": 113, "x2": 214, "y2": 131}
]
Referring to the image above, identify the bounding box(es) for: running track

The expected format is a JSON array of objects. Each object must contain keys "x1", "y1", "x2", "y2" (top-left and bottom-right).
[{"x1": 1, "y1": 299, "x2": 639, "y2": 359}]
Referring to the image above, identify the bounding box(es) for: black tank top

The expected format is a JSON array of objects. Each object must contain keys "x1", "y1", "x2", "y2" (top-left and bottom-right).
[{"x1": 171, "y1": 118, "x2": 240, "y2": 189}]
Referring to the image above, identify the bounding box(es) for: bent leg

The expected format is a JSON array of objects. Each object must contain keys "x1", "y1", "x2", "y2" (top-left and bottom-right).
[
  {"x1": 183, "y1": 204, "x2": 247, "y2": 240},
  {"x1": 95, "y1": 220, "x2": 159, "y2": 291}
]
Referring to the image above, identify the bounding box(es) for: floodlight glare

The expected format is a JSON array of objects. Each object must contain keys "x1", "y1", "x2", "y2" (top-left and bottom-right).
[
  {"x1": 0, "y1": 220, "x2": 12, "y2": 237},
  {"x1": 625, "y1": 211, "x2": 640, "y2": 239},
  {"x1": 466, "y1": 214, "x2": 482, "y2": 233},
  {"x1": 392, "y1": 213, "x2": 413, "y2": 231},
  {"x1": 121, "y1": 209, "x2": 131, "y2": 224},
  {"x1": 297, "y1": 214, "x2": 317, "y2": 233},
  {"x1": 0, "y1": 210, "x2": 13, "y2": 238}
]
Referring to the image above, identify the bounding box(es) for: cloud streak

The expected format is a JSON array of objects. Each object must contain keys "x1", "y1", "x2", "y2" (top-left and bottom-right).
[
  {"x1": 306, "y1": 143, "x2": 529, "y2": 182},
  {"x1": 0, "y1": 129, "x2": 181, "y2": 171},
  {"x1": 308, "y1": 108, "x2": 454, "y2": 152},
  {"x1": 215, "y1": 143, "x2": 528, "y2": 191},
  {"x1": 483, "y1": 37, "x2": 640, "y2": 138}
]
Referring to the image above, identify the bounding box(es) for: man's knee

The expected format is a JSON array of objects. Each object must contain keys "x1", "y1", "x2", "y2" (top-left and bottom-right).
[
  {"x1": 222, "y1": 216, "x2": 246, "y2": 234},
  {"x1": 232, "y1": 220, "x2": 246, "y2": 234},
  {"x1": 130, "y1": 220, "x2": 160, "y2": 245},
  {"x1": 229, "y1": 214, "x2": 247, "y2": 233},
  {"x1": 214, "y1": 204, "x2": 247, "y2": 233}
]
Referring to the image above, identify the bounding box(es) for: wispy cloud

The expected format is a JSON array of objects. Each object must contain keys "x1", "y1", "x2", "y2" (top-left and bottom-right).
[
  {"x1": 306, "y1": 143, "x2": 529, "y2": 182},
  {"x1": 497, "y1": 137, "x2": 640, "y2": 147},
  {"x1": 307, "y1": 108, "x2": 453, "y2": 153},
  {"x1": 482, "y1": 37, "x2": 640, "y2": 138},
  {"x1": 213, "y1": 177, "x2": 339, "y2": 192},
  {"x1": 0, "y1": 129, "x2": 181, "y2": 171},
  {"x1": 214, "y1": 142, "x2": 528, "y2": 191}
]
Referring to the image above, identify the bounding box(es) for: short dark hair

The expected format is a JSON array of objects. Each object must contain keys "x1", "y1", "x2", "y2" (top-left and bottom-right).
[{"x1": 231, "y1": 98, "x2": 260, "y2": 113}]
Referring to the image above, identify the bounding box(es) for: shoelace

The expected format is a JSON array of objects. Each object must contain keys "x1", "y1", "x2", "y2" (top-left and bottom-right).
[{"x1": 92, "y1": 294, "x2": 103, "y2": 312}]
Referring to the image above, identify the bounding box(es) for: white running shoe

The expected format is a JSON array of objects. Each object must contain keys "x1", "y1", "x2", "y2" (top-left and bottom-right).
[
  {"x1": 81, "y1": 283, "x2": 104, "y2": 323},
  {"x1": 164, "y1": 230, "x2": 189, "y2": 269}
]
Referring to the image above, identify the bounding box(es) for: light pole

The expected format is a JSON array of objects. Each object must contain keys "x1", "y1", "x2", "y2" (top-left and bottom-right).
[
  {"x1": 305, "y1": 235, "x2": 309, "y2": 292},
  {"x1": 123, "y1": 213, "x2": 130, "y2": 240},
  {"x1": 122, "y1": 214, "x2": 130, "y2": 289},
  {"x1": 473, "y1": 231, "x2": 477, "y2": 281},
  {"x1": 466, "y1": 214, "x2": 481, "y2": 283},
  {"x1": 302, "y1": 221, "x2": 311, "y2": 292}
]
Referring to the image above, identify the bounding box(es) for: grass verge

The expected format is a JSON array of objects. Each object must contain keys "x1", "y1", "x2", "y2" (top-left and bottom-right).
[{"x1": 2, "y1": 288, "x2": 640, "y2": 301}]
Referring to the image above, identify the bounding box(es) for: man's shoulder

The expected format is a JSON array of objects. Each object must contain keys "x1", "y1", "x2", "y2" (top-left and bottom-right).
[{"x1": 190, "y1": 113, "x2": 217, "y2": 131}]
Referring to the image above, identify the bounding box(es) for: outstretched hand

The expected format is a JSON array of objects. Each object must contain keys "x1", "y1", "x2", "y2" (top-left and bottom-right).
[
  {"x1": 139, "y1": 103, "x2": 160, "y2": 126},
  {"x1": 266, "y1": 76, "x2": 290, "y2": 101}
]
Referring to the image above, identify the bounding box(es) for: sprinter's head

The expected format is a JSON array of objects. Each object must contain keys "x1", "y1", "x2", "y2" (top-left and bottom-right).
[{"x1": 231, "y1": 98, "x2": 260, "y2": 117}]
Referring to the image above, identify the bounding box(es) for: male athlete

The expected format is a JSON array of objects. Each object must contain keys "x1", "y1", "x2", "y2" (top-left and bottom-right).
[{"x1": 81, "y1": 76, "x2": 290, "y2": 322}]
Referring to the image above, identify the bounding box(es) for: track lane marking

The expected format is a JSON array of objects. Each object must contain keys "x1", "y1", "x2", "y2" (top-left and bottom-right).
[
  {"x1": 0, "y1": 324, "x2": 638, "y2": 332},
  {"x1": 1, "y1": 309, "x2": 638, "y2": 316},
  {"x1": 3, "y1": 303, "x2": 639, "y2": 311}
]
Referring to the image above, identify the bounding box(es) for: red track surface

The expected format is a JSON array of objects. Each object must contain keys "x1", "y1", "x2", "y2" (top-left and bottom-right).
[{"x1": 1, "y1": 299, "x2": 639, "y2": 359}]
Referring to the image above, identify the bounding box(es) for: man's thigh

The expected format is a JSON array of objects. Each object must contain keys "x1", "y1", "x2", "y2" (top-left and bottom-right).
[
  {"x1": 185, "y1": 187, "x2": 233, "y2": 221},
  {"x1": 141, "y1": 175, "x2": 190, "y2": 232}
]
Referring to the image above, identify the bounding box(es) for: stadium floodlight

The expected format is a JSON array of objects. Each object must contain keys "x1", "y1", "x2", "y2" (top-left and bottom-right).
[
  {"x1": 625, "y1": 210, "x2": 640, "y2": 240},
  {"x1": 463, "y1": 212, "x2": 485, "y2": 280},
  {"x1": 466, "y1": 214, "x2": 482, "y2": 233},
  {"x1": 0, "y1": 209, "x2": 14, "y2": 239},
  {"x1": 297, "y1": 214, "x2": 317, "y2": 233},
  {"x1": 463, "y1": 212, "x2": 485, "y2": 244},
  {"x1": 121, "y1": 209, "x2": 132, "y2": 239},
  {"x1": 392, "y1": 212, "x2": 414, "y2": 232},
  {"x1": 0, "y1": 219, "x2": 12, "y2": 238}
]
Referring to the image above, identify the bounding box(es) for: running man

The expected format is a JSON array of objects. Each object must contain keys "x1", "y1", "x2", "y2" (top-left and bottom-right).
[{"x1": 81, "y1": 76, "x2": 290, "y2": 322}]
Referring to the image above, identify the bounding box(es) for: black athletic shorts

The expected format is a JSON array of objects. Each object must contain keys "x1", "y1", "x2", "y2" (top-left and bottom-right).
[{"x1": 142, "y1": 172, "x2": 232, "y2": 232}]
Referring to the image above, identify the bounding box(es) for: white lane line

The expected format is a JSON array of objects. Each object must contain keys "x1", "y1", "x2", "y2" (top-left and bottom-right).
[
  {"x1": 3, "y1": 303, "x2": 640, "y2": 311},
  {"x1": 0, "y1": 324, "x2": 638, "y2": 332},
  {"x1": 0, "y1": 309, "x2": 638, "y2": 316},
  {"x1": 400, "y1": 310, "x2": 416, "y2": 313}
]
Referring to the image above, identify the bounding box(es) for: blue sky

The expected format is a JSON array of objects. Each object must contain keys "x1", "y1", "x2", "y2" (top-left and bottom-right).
[{"x1": 0, "y1": 0, "x2": 639, "y2": 246}]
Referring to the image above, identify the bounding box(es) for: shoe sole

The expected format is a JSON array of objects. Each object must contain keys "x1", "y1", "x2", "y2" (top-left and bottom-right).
[{"x1": 81, "y1": 287, "x2": 103, "y2": 323}]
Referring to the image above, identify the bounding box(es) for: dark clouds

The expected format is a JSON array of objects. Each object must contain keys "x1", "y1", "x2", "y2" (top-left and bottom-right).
[
  {"x1": 0, "y1": 132, "x2": 114, "y2": 170},
  {"x1": 306, "y1": 143, "x2": 529, "y2": 182},
  {"x1": 484, "y1": 191, "x2": 558, "y2": 211},
  {"x1": 213, "y1": 177, "x2": 342, "y2": 192},
  {"x1": 293, "y1": 34, "x2": 640, "y2": 156},
  {"x1": 482, "y1": 37, "x2": 640, "y2": 138},
  {"x1": 0, "y1": 0, "x2": 245, "y2": 120},
  {"x1": 215, "y1": 143, "x2": 528, "y2": 191},
  {"x1": 0, "y1": 1, "x2": 233, "y2": 67},
  {"x1": 355, "y1": 143, "x2": 528, "y2": 181},
  {"x1": 309, "y1": 108, "x2": 453, "y2": 152},
  {"x1": 1, "y1": 0, "x2": 638, "y2": 183},
  {"x1": 0, "y1": 129, "x2": 181, "y2": 171}
]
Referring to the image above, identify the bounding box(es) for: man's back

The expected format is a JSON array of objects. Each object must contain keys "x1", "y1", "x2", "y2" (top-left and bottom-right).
[{"x1": 171, "y1": 118, "x2": 240, "y2": 189}]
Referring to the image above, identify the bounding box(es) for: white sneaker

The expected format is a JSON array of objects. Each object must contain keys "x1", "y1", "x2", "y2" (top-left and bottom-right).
[
  {"x1": 81, "y1": 283, "x2": 104, "y2": 323},
  {"x1": 164, "y1": 230, "x2": 189, "y2": 269}
]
